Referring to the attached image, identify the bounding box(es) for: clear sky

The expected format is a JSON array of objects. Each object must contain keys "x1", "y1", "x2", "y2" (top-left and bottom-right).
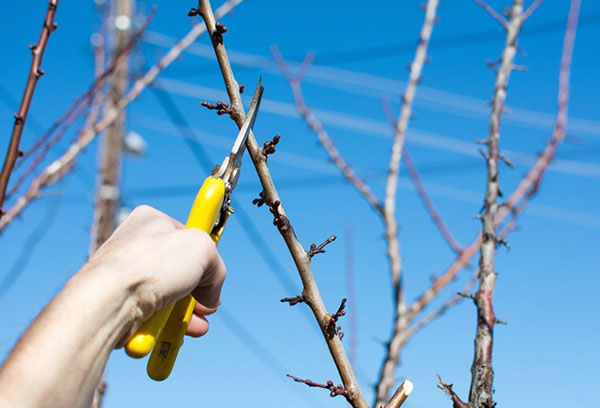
[{"x1": 1, "y1": 1, "x2": 599, "y2": 407}]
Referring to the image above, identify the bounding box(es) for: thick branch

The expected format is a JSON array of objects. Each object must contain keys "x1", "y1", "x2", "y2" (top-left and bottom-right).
[
  {"x1": 0, "y1": 0, "x2": 60, "y2": 216},
  {"x1": 0, "y1": 0, "x2": 243, "y2": 233},
  {"x1": 196, "y1": 1, "x2": 368, "y2": 407},
  {"x1": 470, "y1": 1, "x2": 524, "y2": 406}
]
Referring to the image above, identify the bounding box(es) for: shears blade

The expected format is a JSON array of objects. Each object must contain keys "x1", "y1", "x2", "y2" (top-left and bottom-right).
[{"x1": 230, "y1": 77, "x2": 263, "y2": 169}]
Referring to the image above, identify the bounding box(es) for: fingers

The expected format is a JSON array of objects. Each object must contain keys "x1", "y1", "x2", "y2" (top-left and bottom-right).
[
  {"x1": 184, "y1": 230, "x2": 227, "y2": 310},
  {"x1": 194, "y1": 301, "x2": 218, "y2": 316},
  {"x1": 186, "y1": 314, "x2": 209, "y2": 338}
]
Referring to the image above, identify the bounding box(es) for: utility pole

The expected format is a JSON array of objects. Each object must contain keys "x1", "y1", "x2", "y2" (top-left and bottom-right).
[{"x1": 90, "y1": 0, "x2": 134, "y2": 253}]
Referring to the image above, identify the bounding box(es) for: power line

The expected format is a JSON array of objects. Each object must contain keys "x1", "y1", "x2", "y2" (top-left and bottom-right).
[
  {"x1": 142, "y1": 27, "x2": 600, "y2": 140},
  {"x1": 140, "y1": 81, "x2": 600, "y2": 179},
  {"x1": 0, "y1": 195, "x2": 62, "y2": 300},
  {"x1": 215, "y1": 306, "x2": 318, "y2": 407}
]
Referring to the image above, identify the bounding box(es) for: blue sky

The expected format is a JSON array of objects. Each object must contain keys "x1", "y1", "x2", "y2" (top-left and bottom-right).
[{"x1": 1, "y1": 1, "x2": 599, "y2": 407}]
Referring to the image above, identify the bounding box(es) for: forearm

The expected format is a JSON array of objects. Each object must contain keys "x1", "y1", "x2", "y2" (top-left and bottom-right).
[{"x1": 0, "y1": 263, "x2": 142, "y2": 408}]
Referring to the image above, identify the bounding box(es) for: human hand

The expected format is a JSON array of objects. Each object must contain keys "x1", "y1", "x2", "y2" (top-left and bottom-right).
[{"x1": 87, "y1": 205, "x2": 227, "y2": 343}]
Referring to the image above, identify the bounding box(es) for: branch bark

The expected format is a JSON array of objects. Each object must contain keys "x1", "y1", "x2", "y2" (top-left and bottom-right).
[
  {"x1": 0, "y1": 0, "x2": 243, "y2": 234},
  {"x1": 469, "y1": 2, "x2": 524, "y2": 405},
  {"x1": 0, "y1": 0, "x2": 60, "y2": 216},
  {"x1": 8, "y1": 8, "x2": 154, "y2": 199},
  {"x1": 403, "y1": 150, "x2": 464, "y2": 254},
  {"x1": 196, "y1": 1, "x2": 368, "y2": 406},
  {"x1": 376, "y1": 1, "x2": 439, "y2": 405}
]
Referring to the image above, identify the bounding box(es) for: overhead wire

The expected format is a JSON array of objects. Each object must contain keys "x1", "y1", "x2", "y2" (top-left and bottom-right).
[{"x1": 139, "y1": 81, "x2": 600, "y2": 180}]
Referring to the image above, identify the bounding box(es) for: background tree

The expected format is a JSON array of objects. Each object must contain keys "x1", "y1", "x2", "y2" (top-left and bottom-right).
[{"x1": 0, "y1": 1, "x2": 598, "y2": 407}]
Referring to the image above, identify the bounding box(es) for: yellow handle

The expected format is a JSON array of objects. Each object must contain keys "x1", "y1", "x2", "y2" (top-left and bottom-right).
[
  {"x1": 124, "y1": 177, "x2": 225, "y2": 362},
  {"x1": 146, "y1": 177, "x2": 225, "y2": 380}
]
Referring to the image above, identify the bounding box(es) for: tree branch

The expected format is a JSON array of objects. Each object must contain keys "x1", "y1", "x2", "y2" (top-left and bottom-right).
[
  {"x1": 8, "y1": 9, "x2": 154, "y2": 199},
  {"x1": 376, "y1": 1, "x2": 439, "y2": 405},
  {"x1": 271, "y1": 47, "x2": 384, "y2": 216},
  {"x1": 382, "y1": 380, "x2": 413, "y2": 408},
  {"x1": 406, "y1": 270, "x2": 478, "y2": 338},
  {"x1": 475, "y1": 0, "x2": 508, "y2": 27},
  {"x1": 0, "y1": 0, "x2": 244, "y2": 233},
  {"x1": 469, "y1": 1, "x2": 525, "y2": 406},
  {"x1": 0, "y1": 0, "x2": 60, "y2": 217},
  {"x1": 523, "y1": 0, "x2": 545, "y2": 20},
  {"x1": 195, "y1": 1, "x2": 368, "y2": 407},
  {"x1": 403, "y1": 149, "x2": 464, "y2": 254}
]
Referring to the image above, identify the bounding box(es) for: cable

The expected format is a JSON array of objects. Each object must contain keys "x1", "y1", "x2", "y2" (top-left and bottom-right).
[{"x1": 0, "y1": 194, "x2": 62, "y2": 300}]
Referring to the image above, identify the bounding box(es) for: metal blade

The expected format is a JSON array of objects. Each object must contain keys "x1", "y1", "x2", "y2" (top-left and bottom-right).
[{"x1": 229, "y1": 78, "x2": 263, "y2": 169}]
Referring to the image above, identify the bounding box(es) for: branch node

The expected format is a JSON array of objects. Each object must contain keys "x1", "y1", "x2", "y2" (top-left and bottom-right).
[
  {"x1": 200, "y1": 100, "x2": 232, "y2": 116},
  {"x1": 187, "y1": 7, "x2": 201, "y2": 17},
  {"x1": 252, "y1": 191, "x2": 265, "y2": 207},
  {"x1": 212, "y1": 22, "x2": 227, "y2": 43},
  {"x1": 280, "y1": 295, "x2": 305, "y2": 306},
  {"x1": 268, "y1": 200, "x2": 288, "y2": 230},
  {"x1": 238, "y1": 84, "x2": 245, "y2": 94},
  {"x1": 437, "y1": 375, "x2": 468, "y2": 408},
  {"x1": 263, "y1": 134, "x2": 281, "y2": 157},
  {"x1": 325, "y1": 298, "x2": 347, "y2": 335},
  {"x1": 286, "y1": 374, "x2": 350, "y2": 400}
]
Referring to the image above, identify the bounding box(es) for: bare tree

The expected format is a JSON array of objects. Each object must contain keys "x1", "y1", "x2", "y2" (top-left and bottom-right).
[{"x1": 439, "y1": 0, "x2": 579, "y2": 407}]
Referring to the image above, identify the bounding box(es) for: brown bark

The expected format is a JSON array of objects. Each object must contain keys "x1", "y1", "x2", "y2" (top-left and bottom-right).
[
  {"x1": 469, "y1": 2, "x2": 524, "y2": 406},
  {"x1": 0, "y1": 0, "x2": 243, "y2": 234},
  {"x1": 196, "y1": 1, "x2": 369, "y2": 406},
  {"x1": 0, "y1": 0, "x2": 60, "y2": 216}
]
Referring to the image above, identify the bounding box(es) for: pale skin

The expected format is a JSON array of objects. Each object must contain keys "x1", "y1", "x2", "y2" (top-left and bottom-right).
[{"x1": 0, "y1": 205, "x2": 227, "y2": 408}]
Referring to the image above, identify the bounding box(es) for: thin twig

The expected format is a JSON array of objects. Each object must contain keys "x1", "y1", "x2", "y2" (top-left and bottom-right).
[
  {"x1": 437, "y1": 375, "x2": 468, "y2": 408},
  {"x1": 286, "y1": 374, "x2": 349, "y2": 400},
  {"x1": 475, "y1": 0, "x2": 508, "y2": 27},
  {"x1": 406, "y1": 270, "x2": 478, "y2": 337},
  {"x1": 308, "y1": 235, "x2": 336, "y2": 258},
  {"x1": 0, "y1": 0, "x2": 244, "y2": 233},
  {"x1": 376, "y1": 1, "x2": 439, "y2": 405},
  {"x1": 404, "y1": 150, "x2": 464, "y2": 254},
  {"x1": 195, "y1": 1, "x2": 368, "y2": 406},
  {"x1": 382, "y1": 97, "x2": 463, "y2": 256},
  {"x1": 523, "y1": 0, "x2": 545, "y2": 20},
  {"x1": 0, "y1": 0, "x2": 60, "y2": 216},
  {"x1": 271, "y1": 47, "x2": 383, "y2": 216}
]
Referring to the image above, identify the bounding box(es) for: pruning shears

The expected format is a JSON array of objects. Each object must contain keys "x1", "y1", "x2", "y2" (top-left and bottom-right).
[{"x1": 124, "y1": 79, "x2": 264, "y2": 381}]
